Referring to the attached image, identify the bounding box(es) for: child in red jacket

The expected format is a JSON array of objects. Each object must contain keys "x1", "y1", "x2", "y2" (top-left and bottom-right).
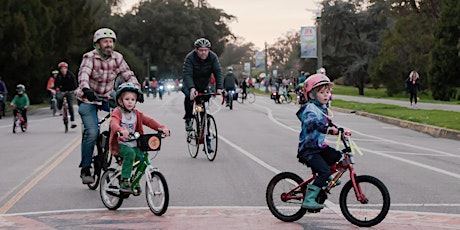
[{"x1": 110, "y1": 83, "x2": 170, "y2": 194}]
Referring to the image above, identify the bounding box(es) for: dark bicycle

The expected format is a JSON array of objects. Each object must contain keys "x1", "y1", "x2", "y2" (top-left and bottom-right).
[
  {"x1": 83, "y1": 96, "x2": 116, "y2": 190},
  {"x1": 186, "y1": 92, "x2": 220, "y2": 161}
]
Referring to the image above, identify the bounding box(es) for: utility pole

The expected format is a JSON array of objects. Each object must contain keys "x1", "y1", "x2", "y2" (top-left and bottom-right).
[{"x1": 316, "y1": 9, "x2": 323, "y2": 70}]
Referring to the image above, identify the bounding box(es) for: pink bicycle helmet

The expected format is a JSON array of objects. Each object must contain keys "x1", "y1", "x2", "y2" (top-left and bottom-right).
[{"x1": 304, "y1": 73, "x2": 333, "y2": 94}]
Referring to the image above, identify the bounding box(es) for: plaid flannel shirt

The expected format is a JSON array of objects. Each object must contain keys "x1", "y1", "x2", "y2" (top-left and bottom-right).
[{"x1": 76, "y1": 49, "x2": 140, "y2": 103}]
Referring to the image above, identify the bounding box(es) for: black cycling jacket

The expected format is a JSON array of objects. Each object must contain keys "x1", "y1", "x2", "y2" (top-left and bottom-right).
[{"x1": 182, "y1": 50, "x2": 223, "y2": 92}]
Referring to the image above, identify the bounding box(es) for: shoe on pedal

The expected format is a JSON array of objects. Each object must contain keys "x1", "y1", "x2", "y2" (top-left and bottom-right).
[
  {"x1": 133, "y1": 186, "x2": 142, "y2": 196},
  {"x1": 185, "y1": 119, "x2": 193, "y2": 131},
  {"x1": 119, "y1": 179, "x2": 131, "y2": 193},
  {"x1": 80, "y1": 167, "x2": 94, "y2": 184}
]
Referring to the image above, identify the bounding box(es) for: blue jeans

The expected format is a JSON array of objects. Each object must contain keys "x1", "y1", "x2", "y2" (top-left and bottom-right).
[{"x1": 78, "y1": 102, "x2": 110, "y2": 168}]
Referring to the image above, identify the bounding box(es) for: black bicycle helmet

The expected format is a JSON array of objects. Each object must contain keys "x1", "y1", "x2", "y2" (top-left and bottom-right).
[{"x1": 194, "y1": 38, "x2": 211, "y2": 48}]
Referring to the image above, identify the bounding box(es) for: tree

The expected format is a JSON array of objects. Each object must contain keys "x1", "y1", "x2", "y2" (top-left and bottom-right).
[
  {"x1": 320, "y1": 0, "x2": 390, "y2": 95},
  {"x1": 369, "y1": 0, "x2": 435, "y2": 96},
  {"x1": 113, "y1": 0, "x2": 235, "y2": 79},
  {"x1": 428, "y1": 0, "x2": 460, "y2": 101}
]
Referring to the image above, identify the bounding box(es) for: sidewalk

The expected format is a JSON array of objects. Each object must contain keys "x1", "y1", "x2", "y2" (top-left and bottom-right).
[{"x1": 332, "y1": 95, "x2": 460, "y2": 141}]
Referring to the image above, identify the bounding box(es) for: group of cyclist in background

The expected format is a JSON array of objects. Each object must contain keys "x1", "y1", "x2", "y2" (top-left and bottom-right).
[{"x1": 46, "y1": 61, "x2": 79, "y2": 128}]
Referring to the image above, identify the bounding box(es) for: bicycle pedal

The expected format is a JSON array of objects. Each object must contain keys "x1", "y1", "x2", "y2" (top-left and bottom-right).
[{"x1": 307, "y1": 208, "x2": 322, "y2": 213}]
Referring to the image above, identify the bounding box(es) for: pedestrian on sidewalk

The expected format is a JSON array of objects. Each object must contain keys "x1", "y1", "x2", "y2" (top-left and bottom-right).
[{"x1": 405, "y1": 70, "x2": 421, "y2": 106}]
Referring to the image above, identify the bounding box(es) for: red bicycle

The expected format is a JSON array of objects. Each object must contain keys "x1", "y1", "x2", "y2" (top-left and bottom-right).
[
  {"x1": 12, "y1": 108, "x2": 27, "y2": 133},
  {"x1": 266, "y1": 128, "x2": 390, "y2": 227}
]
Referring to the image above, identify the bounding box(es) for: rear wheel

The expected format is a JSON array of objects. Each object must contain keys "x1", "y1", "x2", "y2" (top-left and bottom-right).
[
  {"x1": 266, "y1": 172, "x2": 307, "y2": 222},
  {"x1": 100, "y1": 168, "x2": 124, "y2": 210},
  {"x1": 186, "y1": 116, "x2": 199, "y2": 158},
  {"x1": 146, "y1": 171, "x2": 169, "y2": 216},
  {"x1": 205, "y1": 115, "x2": 218, "y2": 161},
  {"x1": 229, "y1": 94, "x2": 233, "y2": 110}
]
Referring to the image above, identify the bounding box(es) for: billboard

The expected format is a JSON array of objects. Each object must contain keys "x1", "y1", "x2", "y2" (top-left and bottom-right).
[{"x1": 300, "y1": 26, "x2": 317, "y2": 58}]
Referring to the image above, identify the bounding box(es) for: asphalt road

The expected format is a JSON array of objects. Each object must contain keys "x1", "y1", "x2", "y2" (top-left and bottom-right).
[{"x1": 0, "y1": 92, "x2": 459, "y2": 229}]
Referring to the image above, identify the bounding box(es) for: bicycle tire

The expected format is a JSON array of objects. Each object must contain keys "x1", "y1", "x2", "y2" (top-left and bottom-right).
[
  {"x1": 229, "y1": 95, "x2": 233, "y2": 110},
  {"x1": 339, "y1": 175, "x2": 390, "y2": 227},
  {"x1": 237, "y1": 92, "x2": 244, "y2": 104},
  {"x1": 21, "y1": 122, "x2": 26, "y2": 132},
  {"x1": 247, "y1": 92, "x2": 255, "y2": 104},
  {"x1": 12, "y1": 118, "x2": 16, "y2": 133},
  {"x1": 63, "y1": 107, "x2": 69, "y2": 133},
  {"x1": 87, "y1": 140, "x2": 103, "y2": 190},
  {"x1": 146, "y1": 171, "x2": 169, "y2": 216},
  {"x1": 186, "y1": 116, "x2": 199, "y2": 158},
  {"x1": 100, "y1": 168, "x2": 124, "y2": 210},
  {"x1": 266, "y1": 172, "x2": 307, "y2": 222},
  {"x1": 205, "y1": 115, "x2": 217, "y2": 161}
]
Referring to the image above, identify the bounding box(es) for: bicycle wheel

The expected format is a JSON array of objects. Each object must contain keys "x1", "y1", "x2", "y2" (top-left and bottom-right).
[
  {"x1": 283, "y1": 94, "x2": 292, "y2": 104},
  {"x1": 12, "y1": 118, "x2": 16, "y2": 133},
  {"x1": 205, "y1": 115, "x2": 217, "y2": 161},
  {"x1": 63, "y1": 108, "x2": 69, "y2": 133},
  {"x1": 237, "y1": 92, "x2": 244, "y2": 104},
  {"x1": 186, "y1": 116, "x2": 199, "y2": 158},
  {"x1": 87, "y1": 143, "x2": 102, "y2": 190},
  {"x1": 146, "y1": 171, "x2": 169, "y2": 216},
  {"x1": 229, "y1": 95, "x2": 233, "y2": 110},
  {"x1": 339, "y1": 175, "x2": 390, "y2": 227},
  {"x1": 266, "y1": 172, "x2": 307, "y2": 222},
  {"x1": 246, "y1": 92, "x2": 255, "y2": 104},
  {"x1": 100, "y1": 168, "x2": 124, "y2": 210}
]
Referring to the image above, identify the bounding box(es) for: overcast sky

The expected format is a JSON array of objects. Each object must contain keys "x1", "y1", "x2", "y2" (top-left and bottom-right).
[{"x1": 121, "y1": 0, "x2": 319, "y2": 49}]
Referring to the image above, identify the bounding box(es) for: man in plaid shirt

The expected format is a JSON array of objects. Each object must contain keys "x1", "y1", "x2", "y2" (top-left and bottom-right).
[{"x1": 76, "y1": 28, "x2": 141, "y2": 184}]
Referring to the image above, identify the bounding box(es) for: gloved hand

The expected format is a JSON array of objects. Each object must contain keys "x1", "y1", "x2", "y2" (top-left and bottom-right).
[
  {"x1": 82, "y1": 88, "x2": 96, "y2": 101},
  {"x1": 138, "y1": 92, "x2": 144, "y2": 103},
  {"x1": 189, "y1": 88, "x2": 197, "y2": 100}
]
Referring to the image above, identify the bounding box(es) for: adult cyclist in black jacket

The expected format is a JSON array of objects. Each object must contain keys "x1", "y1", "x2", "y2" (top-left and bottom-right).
[{"x1": 182, "y1": 38, "x2": 223, "y2": 131}]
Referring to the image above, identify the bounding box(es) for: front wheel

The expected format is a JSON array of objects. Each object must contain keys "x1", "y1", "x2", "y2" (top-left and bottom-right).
[
  {"x1": 205, "y1": 115, "x2": 218, "y2": 161},
  {"x1": 266, "y1": 172, "x2": 307, "y2": 222},
  {"x1": 146, "y1": 171, "x2": 169, "y2": 216},
  {"x1": 246, "y1": 92, "x2": 255, "y2": 104},
  {"x1": 63, "y1": 108, "x2": 69, "y2": 133},
  {"x1": 340, "y1": 175, "x2": 390, "y2": 227},
  {"x1": 186, "y1": 116, "x2": 199, "y2": 158},
  {"x1": 100, "y1": 168, "x2": 124, "y2": 210}
]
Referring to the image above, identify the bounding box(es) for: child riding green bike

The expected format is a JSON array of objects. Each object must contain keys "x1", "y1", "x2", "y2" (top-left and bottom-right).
[{"x1": 109, "y1": 83, "x2": 170, "y2": 195}]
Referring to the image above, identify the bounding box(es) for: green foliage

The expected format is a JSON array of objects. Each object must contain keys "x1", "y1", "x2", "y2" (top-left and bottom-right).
[
  {"x1": 332, "y1": 99, "x2": 460, "y2": 131},
  {"x1": 428, "y1": 0, "x2": 460, "y2": 101},
  {"x1": 320, "y1": 0, "x2": 390, "y2": 95},
  {"x1": 369, "y1": 1, "x2": 435, "y2": 97},
  {"x1": 115, "y1": 0, "x2": 235, "y2": 79}
]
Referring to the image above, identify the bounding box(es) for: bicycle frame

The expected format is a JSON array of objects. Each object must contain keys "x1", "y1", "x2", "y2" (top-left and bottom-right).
[{"x1": 281, "y1": 129, "x2": 366, "y2": 204}]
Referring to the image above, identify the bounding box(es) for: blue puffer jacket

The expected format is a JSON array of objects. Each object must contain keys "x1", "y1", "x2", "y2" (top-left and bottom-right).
[{"x1": 296, "y1": 102, "x2": 332, "y2": 159}]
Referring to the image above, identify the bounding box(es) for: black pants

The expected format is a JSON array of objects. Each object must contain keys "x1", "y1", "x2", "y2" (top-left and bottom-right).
[
  {"x1": 409, "y1": 92, "x2": 418, "y2": 104},
  {"x1": 299, "y1": 146, "x2": 342, "y2": 188},
  {"x1": 57, "y1": 91, "x2": 76, "y2": 122}
]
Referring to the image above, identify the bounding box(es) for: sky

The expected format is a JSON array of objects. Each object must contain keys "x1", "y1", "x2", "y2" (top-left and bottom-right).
[{"x1": 121, "y1": 0, "x2": 319, "y2": 50}]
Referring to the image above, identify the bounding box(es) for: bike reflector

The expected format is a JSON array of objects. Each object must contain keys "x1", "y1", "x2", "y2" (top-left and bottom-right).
[{"x1": 137, "y1": 134, "x2": 161, "y2": 151}]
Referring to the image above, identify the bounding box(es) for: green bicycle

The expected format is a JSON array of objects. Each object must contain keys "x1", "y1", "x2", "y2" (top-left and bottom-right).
[{"x1": 100, "y1": 131, "x2": 169, "y2": 216}]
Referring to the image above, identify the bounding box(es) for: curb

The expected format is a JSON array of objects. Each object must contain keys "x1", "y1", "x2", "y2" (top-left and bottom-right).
[{"x1": 331, "y1": 107, "x2": 460, "y2": 141}]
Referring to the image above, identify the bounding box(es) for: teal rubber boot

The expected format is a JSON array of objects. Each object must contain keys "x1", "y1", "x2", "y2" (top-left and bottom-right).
[{"x1": 302, "y1": 184, "x2": 324, "y2": 210}]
